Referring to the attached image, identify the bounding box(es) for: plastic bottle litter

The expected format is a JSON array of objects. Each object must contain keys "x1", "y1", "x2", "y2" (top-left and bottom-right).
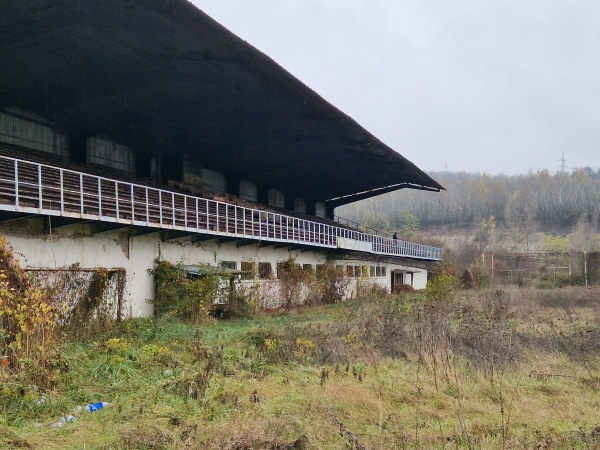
[
  {"x1": 45, "y1": 404, "x2": 104, "y2": 429},
  {"x1": 74, "y1": 402, "x2": 109, "y2": 414},
  {"x1": 88, "y1": 402, "x2": 108, "y2": 412}
]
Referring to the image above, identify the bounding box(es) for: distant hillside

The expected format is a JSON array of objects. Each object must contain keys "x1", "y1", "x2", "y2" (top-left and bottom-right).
[{"x1": 337, "y1": 168, "x2": 600, "y2": 252}]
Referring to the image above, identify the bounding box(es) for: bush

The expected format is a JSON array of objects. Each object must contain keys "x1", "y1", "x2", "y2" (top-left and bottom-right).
[
  {"x1": 149, "y1": 259, "x2": 219, "y2": 322},
  {"x1": 314, "y1": 263, "x2": 349, "y2": 304},
  {"x1": 0, "y1": 236, "x2": 62, "y2": 387},
  {"x1": 211, "y1": 290, "x2": 253, "y2": 319},
  {"x1": 426, "y1": 263, "x2": 460, "y2": 301}
]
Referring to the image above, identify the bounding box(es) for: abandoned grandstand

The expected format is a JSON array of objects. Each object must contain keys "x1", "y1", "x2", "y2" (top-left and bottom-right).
[{"x1": 0, "y1": 0, "x2": 443, "y2": 316}]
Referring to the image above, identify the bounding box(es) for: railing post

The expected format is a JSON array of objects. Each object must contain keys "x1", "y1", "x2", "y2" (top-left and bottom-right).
[
  {"x1": 60, "y1": 169, "x2": 64, "y2": 214},
  {"x1": 195, "y1": 197, "x2": 199, "y2": 230},
  {"x1": 80, "y1": 173, "x2": 84, "y2": 215},
  {"x1": 235, "y1": 206, "x2": 238, "y2": 234},
  {"x1": 158, "y1": 190, "x2": 162, "y2": 225},
  {"x1": 145, "y1": 187, "x2": 149, "y2": 225},
  {"x1": 258, "y1": 209, "x2": 261, "y2": 237},
  {"x1": 184, "y1": 196, "x2": 188, "y2": 229},
  {"x1": 269, "y1": 213, "x2": 273, "y2": 239},
  {"x1": 14, "y1": 159, "x2": 19, "y2": 208},
  {"x1": 131, "y1": 184, "x2": 135, "y2": 221},
  {"x1": 97, "y1": 178, "x2": 102, "y2": 216},
  {"x1": 242, "y1": 209, "x2": 246, "y2": 236},
  {"x1": 115, "y1": 181, "x2": 120, "y2": 219},
  {"x1": 171, "y1": 193, "x2": 175, "y2": 227},
  {"x1": 37, "y1": 164, "x2": 42, "y2": 209},
  {"x1": 205, "y1": 199, "x2": 209, "y2": 231}
]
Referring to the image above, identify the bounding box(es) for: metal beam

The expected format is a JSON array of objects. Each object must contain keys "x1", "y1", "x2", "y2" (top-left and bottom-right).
[
  {"x1": 91, "y1": 223, "x2": 132, "y2": 235},
  {"x1": 160, "y1": 230, "x2": 195, "y2": 241},
  {"x1": 129, "y1": 227, "x2": 161, "y2": 237},
  {"x1": 45, "y1": 216, "x2": 89, "y2": 231},
  {"x1": 0, "y1": 212, "x2": 35, "y2": 223},
  {"x1": 326, "y1": 183, "x2": 440, "y2": 209},
  {"x1": 192, "y1": 234, "x2": 219, "y2": 244},
  {"x1": 236, "y1": 239, "x2": 258, "y2": 248}
]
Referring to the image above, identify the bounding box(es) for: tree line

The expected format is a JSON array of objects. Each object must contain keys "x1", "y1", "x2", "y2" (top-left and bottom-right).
[{"x1": 337, "y1": 167, "x2": 600, "y2": 233}]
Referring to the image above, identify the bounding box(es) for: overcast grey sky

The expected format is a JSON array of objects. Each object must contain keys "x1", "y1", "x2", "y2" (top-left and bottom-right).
[{"x1": 193, "y1": 0, "x2": 600, "y2": 175}]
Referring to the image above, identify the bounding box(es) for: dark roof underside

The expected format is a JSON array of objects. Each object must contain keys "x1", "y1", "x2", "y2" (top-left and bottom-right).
[{"x1": 0, "y1": 0, "x2": 442, "y2": 204}]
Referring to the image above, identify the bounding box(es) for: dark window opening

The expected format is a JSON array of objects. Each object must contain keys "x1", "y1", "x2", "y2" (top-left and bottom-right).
[
  {"x1": 241, "y1": 261, "x2": 255, "y2": 280},
  {"x1": 220, "y1": 261, "x2": 237, "y2": 270},
  {"x1": 345, "y1": 266, "x2": 354, "y2": 277},
  {"x1": 258, "y1": 262, "x2": 273, "y2": 279}
]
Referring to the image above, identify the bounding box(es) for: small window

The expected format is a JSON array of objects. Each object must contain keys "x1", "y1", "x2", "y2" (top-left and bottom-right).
[
  {"x1": 315, "y1": 202, "x2": 326, "y2": 218},
  {"x1": 345, "y1": 266, "x2": 354, "y2": 277},
  {"x1": 87, "y1": 136, "x2": 134, "y2": 173},
  {"x1": 268, "y1": 188, "x2": 285, "y2": 208},
  {"x1": 220, "y1": 261, "x2": 237, "y2": 270},
  {"x1": 294, "y1": 198, "x2": 306, "y2": 213},
  {"x1": 369, "y1": 266, "x2": 376, "y2": 277},
  {"x1": 381, "y1": 267, "x2": 387, "y2": 277},
  {"x1": 336, "y1": 265, "x2": 344, "y2": 271},
  {"x1": 276, "y1": 261, "x2": 302, "y2": 279},
  {"x1": 239, "y1": 180, "x2": 258, "y2": 202},
  {"x1": 276, "y1": 261, "x2": 287, "y2": 279},
  {"x1": 241, "y1": 261, "x2": 255, "y2": 280},
  {"x1": 258, "y1": 262, "x2": 273, "y2": 279},
  {"x1": 375, "y1": 267, "x2": 382, "y2": 277},
  {"x1": 354, "y1": 266, "x2": 361, "y2": 277},
  {"x1": 302, "y1": 264, "x2": 313, "y2": 274},
  {"x1": 316, "y1": 264, "x2": 326, "y2": 276},
  {"x1": 202, "y1": 168, "x2": 226, "y2": 194}
]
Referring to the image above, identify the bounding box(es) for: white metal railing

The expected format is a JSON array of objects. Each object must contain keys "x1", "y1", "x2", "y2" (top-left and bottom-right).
[{"x1": 0, "y1": 155, "x2": 443, "y2": 260}]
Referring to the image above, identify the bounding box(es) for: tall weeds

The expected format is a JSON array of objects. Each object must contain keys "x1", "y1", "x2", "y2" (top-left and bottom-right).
[{"x1": 0, "y1": 236, "x2": 61, "y2": 386}]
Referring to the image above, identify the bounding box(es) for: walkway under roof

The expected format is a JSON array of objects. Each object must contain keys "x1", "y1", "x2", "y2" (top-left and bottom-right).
[{"x1": 0, "y1": 0, "x2": 443, "y2": 206}]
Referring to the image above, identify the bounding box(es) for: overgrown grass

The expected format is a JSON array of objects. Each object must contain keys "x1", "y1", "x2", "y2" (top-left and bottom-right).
[{"x1": 2, "y1": 287, "x2": 600, "y2": 449}]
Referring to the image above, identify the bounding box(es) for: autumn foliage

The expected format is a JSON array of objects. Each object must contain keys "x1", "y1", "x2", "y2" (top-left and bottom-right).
[{"x1": 0, "y1": 236, "x2": 60, "y2": 377}]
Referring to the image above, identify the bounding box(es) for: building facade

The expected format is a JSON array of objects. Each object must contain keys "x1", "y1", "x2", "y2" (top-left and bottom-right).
[{"x1": 0, "y1": 1, "x2": 443, "y2": 316}]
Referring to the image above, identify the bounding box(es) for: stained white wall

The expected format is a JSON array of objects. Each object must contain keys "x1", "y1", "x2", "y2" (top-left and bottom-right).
[{"x1": 1, "y1": 218, "x2": 428, "y2": 317}]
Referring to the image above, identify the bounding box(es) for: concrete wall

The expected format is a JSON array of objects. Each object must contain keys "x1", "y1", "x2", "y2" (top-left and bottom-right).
[{"x1": 1, "y1": 217, "x2": 428, "y2": 317}]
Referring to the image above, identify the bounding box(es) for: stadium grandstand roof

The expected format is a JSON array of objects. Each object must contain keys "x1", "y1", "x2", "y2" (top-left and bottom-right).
[{"x1": 0, "y1": 0, "x2": 443, "y2": 205}]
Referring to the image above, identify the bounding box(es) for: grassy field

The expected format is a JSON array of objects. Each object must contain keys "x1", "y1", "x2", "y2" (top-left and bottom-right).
[{"x1": 1, "y1": 287, "x2": 600, "y2": 449}]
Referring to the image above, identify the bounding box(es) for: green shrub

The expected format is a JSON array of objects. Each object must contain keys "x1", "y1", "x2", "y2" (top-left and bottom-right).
[
  {"x1": 426, "y1": 264, "x2": 460, "y2": 301},
  {"x1": 0, "y1": 236, "x2": 63, "y2": 388},
  {"x1": 148, "y1": 259, "x2": 219, "y2": 322}
]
